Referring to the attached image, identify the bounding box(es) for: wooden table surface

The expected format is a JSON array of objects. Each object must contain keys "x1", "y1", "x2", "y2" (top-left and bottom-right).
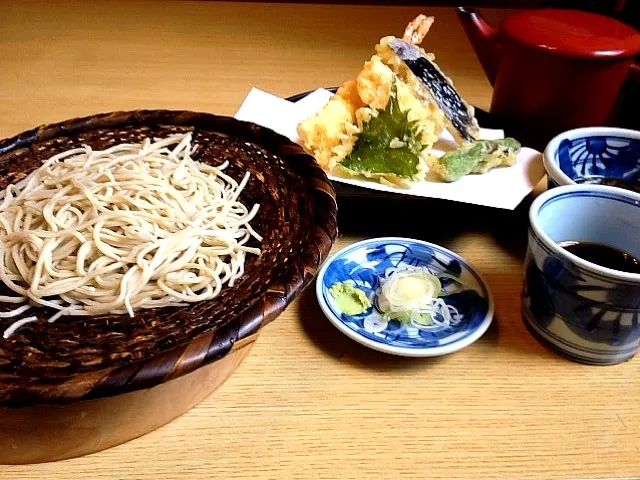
[{"x1": 1, "y1": 1, "x2": 639, "y2": 479}]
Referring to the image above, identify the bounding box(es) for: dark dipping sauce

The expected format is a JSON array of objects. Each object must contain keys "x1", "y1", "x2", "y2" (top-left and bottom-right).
[{"x1": 559, "y1": 241, "x2": 640, "y2": 274}]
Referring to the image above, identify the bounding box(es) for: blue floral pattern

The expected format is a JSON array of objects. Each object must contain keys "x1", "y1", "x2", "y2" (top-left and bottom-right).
[
  {"x1": 556, "y1": 135, "x2": 640, "y2": 183},
  {"x1": 318, "y1": 238, "x2": 492, "y2": 353},
  {"x1": 523, "y1": 231, "x2": 640, "y2": 363}
]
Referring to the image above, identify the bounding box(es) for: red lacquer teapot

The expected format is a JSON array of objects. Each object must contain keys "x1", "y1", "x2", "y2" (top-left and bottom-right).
[{"x1": 456, "y1": 7, "x2": 640, "y2": 148}]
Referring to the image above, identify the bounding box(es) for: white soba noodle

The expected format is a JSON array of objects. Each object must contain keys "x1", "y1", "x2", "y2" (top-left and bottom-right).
[{"x1": 0, "y1": 132, "x2": 262, "y2": 338}]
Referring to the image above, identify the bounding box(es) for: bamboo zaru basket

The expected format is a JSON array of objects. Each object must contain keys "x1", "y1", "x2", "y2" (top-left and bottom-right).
[{"x1": 0, "y1": 110, "x2": 338, "y2": 464}]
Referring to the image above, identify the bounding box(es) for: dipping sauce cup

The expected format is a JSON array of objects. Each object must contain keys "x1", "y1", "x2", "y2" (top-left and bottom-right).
[{"x1": 522, "y1": 184, "x2": 640, "y2": 365}]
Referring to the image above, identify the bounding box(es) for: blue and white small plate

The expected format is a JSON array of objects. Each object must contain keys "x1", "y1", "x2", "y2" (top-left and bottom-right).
[
  {"x1": 543, "y1": 126, "x2": 640, "y2": 190},
  {"x1": 315, "y1": 237, "x2": 494, "y2": 357}
]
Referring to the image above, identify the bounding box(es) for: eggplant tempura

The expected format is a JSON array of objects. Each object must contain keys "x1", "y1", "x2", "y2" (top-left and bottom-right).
[{"x1": 296, "y1": 15, "x2": 520, "y2": 186}]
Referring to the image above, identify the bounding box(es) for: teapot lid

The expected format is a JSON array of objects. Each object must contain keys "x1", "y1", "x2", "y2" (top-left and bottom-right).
[{"x1": 500, "y1": 8, "x2": 640, "y2": 58}]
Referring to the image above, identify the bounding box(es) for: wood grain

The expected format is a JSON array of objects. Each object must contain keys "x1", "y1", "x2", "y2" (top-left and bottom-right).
[
  {"x1": 1, "y1": 1, "x2": 639, "y2": 478},
  {"x1": 0, "y1": 339, "x2": 255, "y2": 464}
]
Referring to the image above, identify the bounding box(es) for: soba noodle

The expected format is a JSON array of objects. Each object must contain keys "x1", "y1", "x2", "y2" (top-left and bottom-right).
[{"x1": 0, "y1": 132, "x2": 261, "y2": 338}]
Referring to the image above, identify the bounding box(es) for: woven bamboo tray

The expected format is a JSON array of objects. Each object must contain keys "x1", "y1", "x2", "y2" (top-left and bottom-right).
[{"x1": 0, "y1": 110, "x2": 338, "y2": 463}]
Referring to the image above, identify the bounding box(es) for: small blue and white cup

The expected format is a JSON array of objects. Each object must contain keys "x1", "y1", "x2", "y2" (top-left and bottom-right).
[
  {"x1": 543, "y1": 126, "x2": 640, "y2": 189},
  {"x1": 522, "y1": 184, "x2": 640, "y2": 365}
]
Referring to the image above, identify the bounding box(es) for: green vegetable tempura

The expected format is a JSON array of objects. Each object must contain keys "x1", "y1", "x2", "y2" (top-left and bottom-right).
[{"x1": 434, "y1": 137, "x2": 521, "y2": 182}]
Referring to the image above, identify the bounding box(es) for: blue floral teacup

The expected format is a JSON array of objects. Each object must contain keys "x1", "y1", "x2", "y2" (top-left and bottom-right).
[
  {"x1": 522, "y1": 185, "x2": 640, "y2": 365},
  {"x1": 543, "y1": 126, "x2": 640, "y2": 192}
]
